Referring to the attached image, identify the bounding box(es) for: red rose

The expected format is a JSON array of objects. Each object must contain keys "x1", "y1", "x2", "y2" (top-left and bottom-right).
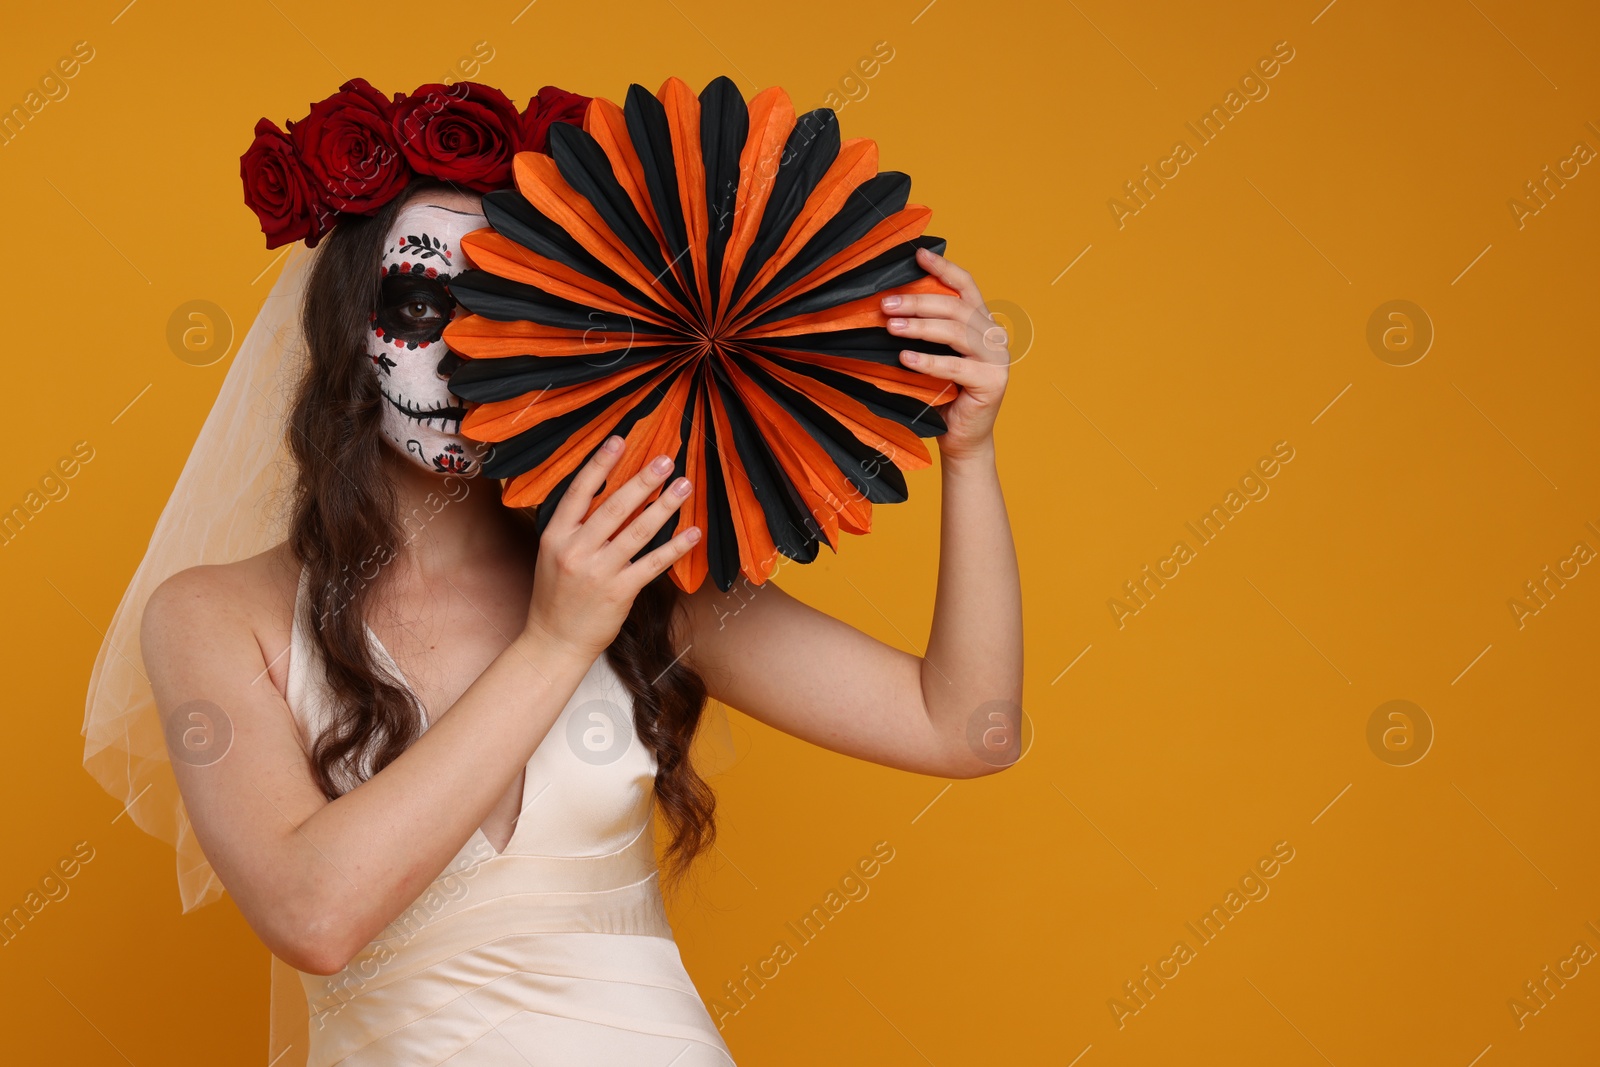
[
  {"x1": 391, "y1": 81, "x2": 522, "y2": 192},
  {"x1": 239, "y1": 117, "x2": 333, "y2": 249},
  {"x1": 519, "y1": 85, "x2": 592, "y2": 153},
  {"x1": 288, "y1": 77, "x2": 409, "y2": 214}
]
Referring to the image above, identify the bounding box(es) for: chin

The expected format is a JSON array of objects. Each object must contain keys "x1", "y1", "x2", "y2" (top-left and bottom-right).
[{"x1": 382, "y1": 431, "x2": 484, "y2": 478}]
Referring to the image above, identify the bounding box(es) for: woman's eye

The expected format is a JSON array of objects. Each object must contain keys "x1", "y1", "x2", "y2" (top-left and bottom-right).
[
  {"x1": 400, "y1": 300, "x2": 441, "y2": 324},
  {"x1": 377, "y1": 274, "x2": 454, "y2": 340}
]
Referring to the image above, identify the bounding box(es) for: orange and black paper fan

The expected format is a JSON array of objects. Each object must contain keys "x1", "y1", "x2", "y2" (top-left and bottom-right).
[{"x1": 443, "y1": 75, "x2": 961, "y2": 593}]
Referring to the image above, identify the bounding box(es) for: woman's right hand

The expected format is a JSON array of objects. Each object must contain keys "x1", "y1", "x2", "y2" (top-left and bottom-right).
[{"x1": 522, "y1": 435, "x2": 700, "y2": 659}]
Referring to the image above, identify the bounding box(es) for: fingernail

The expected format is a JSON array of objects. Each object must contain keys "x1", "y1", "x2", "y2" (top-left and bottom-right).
[
  {"x1": 684, "y1": 526, "x2": 702, "y2": 543},
  {"x1": 901, "y1": 350, "x2": 921, "y2": 364},
  {"x1": 881, "y1": 294, "x2": 901, "y2": 310},
  {"x1": 888, "y1": 317, "x2": 908, "y2": 329},
  {"x1": 603, "y1": 436, "x2": 623, "y2": 453},
  {"x1": 672, "y1": 477, "x2": 692, "y2": 496},
  {"x1": 650, "y1": 455, "x2": 673, "y2": 475}
]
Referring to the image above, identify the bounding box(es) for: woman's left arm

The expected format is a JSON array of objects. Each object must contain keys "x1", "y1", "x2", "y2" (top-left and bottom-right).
[{"x1": 678, "y1": 247, "x2": 1022, "y2": 779}]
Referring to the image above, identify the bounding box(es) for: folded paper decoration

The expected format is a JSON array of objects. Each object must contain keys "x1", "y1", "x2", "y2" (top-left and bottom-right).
[{"x1": 443, "y1": 74, "x2": 960, "y2": 593}]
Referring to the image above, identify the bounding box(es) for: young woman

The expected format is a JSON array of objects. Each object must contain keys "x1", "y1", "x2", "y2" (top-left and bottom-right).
[{"x1": 118, "y1": 104, "x2": 1020, "y2": 1066}]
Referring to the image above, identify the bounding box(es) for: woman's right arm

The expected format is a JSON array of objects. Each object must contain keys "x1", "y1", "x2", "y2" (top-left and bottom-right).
[{"x1": 141, "y1": 439, "x2": 699, "y2": 975}]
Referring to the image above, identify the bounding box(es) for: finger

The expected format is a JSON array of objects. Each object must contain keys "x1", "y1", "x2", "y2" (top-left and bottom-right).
[
  {"x1": 893, "y1": 304, "x2": 1014, "y2": 364},
  {"x1": 572, "y1": 451, "x2": 678, "y2": 552},
  {"x1": 879, "y1": 292, "x2": 968, "y2": 320},
  {"x1": 601, "y1": 474, "x2": 693, "y2": 567},
  {"x1": 887, "y1": 295, "x2": 1011, "y2": 358},
  {"x1": 550, "y1": 435, "x2": 624, "y2": 534},
  {"x1": 622, "y1": 522, "x2": 703, "y2": 592},
  {"x1": 885, "y1": 314, "x2": 986, "y2": 358},
  {"x1": 916, "y1": 246, "x2": 986, "y2": 309},
  {"x1": 898, "y1": 348, "x2": 997, "y2": 388}
]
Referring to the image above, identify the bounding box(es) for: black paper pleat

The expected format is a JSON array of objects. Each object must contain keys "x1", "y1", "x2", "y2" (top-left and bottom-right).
[
  {"x1": 728, "y1": 109, "x2": 840, "y2": 305},
  {"x1": 547, "y1": 121, "x2": 697, "y2": 316},
  {"x1": 450, "y1": 344, "x2": 688, "y2": 402},
  {"x1": 478, "y1": 189, "x2": 665, "y2": 317},
  {"x1": 623, "y1": 84, "x2": 696, "y2": 311},
  {"x1": 708, "y1": 360, "x2": 820, "y2": 562},
  {"x1": 699, "y1": 76, "x2": 747, "y2": 322},
  {"x1": 732, "y1": 352, "x2": 908, "y2": 504},
  {"x1": 746, "y1": 235, "x2": 946, "y2": 328}
]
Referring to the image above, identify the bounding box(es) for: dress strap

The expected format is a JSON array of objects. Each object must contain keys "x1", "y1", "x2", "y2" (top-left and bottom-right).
[{"x1": 283, "y1": 565, "x2": 313, "y2": 743}]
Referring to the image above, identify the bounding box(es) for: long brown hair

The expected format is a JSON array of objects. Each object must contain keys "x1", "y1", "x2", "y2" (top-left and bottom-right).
[{"x1": 286, "y1": 178, "x2": 715, "y2": 888}]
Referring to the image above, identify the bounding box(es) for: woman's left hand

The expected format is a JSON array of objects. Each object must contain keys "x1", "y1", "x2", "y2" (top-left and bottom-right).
[{"x1": 882, "y1": 246, "x2": 1012, "y2": 462}]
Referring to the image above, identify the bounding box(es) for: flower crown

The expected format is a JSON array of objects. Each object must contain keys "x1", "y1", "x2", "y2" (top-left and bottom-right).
[{"x1": 240, "y1": 78, "x2": 592, "y2": 249}]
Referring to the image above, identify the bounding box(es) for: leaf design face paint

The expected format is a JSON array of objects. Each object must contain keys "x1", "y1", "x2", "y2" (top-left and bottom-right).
[{"x1": 369, "y1": 201, "x2": 490, "y2": 476}]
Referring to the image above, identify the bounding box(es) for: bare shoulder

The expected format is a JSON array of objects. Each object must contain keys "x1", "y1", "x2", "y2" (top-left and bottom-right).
[{"x1": 141, "y1": 542, "x2": 300, "y2": 684}]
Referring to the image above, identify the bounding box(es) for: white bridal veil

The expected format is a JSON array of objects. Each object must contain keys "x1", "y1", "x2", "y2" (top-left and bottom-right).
[
  {"x1": 79, "y1": 239, "x2": 324, "y2": 1061},
  {"x1": 81, "y1": 238, "x2": 320, "y2": 914}
]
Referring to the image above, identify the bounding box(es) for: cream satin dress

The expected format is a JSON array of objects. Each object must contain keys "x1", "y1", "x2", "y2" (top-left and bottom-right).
[{"x1": 271, "y1": 568, "x2": 734, "y2": 1066}]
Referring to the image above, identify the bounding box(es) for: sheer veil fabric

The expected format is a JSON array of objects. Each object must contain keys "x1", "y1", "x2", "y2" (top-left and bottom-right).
[{"x1": 81, "y1": 239, "x2": 319, "y2": 914}]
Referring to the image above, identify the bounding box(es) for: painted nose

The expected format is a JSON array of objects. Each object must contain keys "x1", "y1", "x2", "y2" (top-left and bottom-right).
[{"x1": 435, "y1": 349, "x2": 465, "y2": 379}]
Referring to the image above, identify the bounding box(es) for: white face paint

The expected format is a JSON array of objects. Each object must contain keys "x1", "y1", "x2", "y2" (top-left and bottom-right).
[{"x1": 369, "y1": 200, "x2": 489, "y2": 476}]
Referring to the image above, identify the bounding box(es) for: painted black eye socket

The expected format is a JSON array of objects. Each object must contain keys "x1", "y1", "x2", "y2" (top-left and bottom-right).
[{"x1": 377, "y1": 273, "x2": 455, "y2": 343}]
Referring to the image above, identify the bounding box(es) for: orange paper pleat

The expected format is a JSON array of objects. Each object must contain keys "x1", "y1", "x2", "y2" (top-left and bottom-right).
[
  {"x1": 659, "y1": 77, "x2": 712, "y2": 315},
  {"x1": 499, "y1": 361, "x2": 686, "y2": 510},
  {"x1": 513, "y1": 154, "x2": 698, "y2": 326},
  {"x1": 457, "y1": 230, "x2": 675, "y2": 327},
  {"x1": 746, "y1": 350, "x2": 934, "y2": 473},
  {"x1": 583, "y1": 99, "x2": 667, "y2": 254},
  {"x1": 751, "y1": 341, "x2": 957, "y2": 407},
  {"x1": 715, "y1": 87, "x2": 796, "y2": 330},
  {"x1": 586, "y1": 370, "x2": 694, "y2": 526},
  {"x1": 739, "y1": 276, "x2": 960, "y2": 343},
  {"x1": 461, "y1": 356, "x2": 680, "y2": 442},
  {"x1": 670, "y1": 387, "x2": 711, "y2": 592},
  {"x1": 731, "y1": 206, "x2": 938, "y2": 331},
  {"x1": 444, "y1": 314, "x2": 678, "y2": 359},
  {"x1": 723, "y1": 138, "x2": 879, "y2": 324},
  {"x1": 502, "y1": 417, "x2": 619, "y2": 510}
]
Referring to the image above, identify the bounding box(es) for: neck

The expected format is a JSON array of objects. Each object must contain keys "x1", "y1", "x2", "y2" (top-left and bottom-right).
[{"x1": 379, "y1": 446, "x2": 529, "y2": 577}]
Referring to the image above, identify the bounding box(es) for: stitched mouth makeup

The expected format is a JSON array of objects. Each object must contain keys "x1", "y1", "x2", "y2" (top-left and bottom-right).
[{"x1": 380, "y1": 389, "x2": 468, "y2": 431}]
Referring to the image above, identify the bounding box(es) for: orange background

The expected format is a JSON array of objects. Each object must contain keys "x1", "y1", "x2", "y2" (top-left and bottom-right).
[{"x1": 4, "y1": 0, "x2": 1598, "y2": 1063}]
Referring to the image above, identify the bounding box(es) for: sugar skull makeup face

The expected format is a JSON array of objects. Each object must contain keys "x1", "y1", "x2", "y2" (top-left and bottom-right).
[{"x1": 369, "y1": 200, "x2": 488, "y2": 476}]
